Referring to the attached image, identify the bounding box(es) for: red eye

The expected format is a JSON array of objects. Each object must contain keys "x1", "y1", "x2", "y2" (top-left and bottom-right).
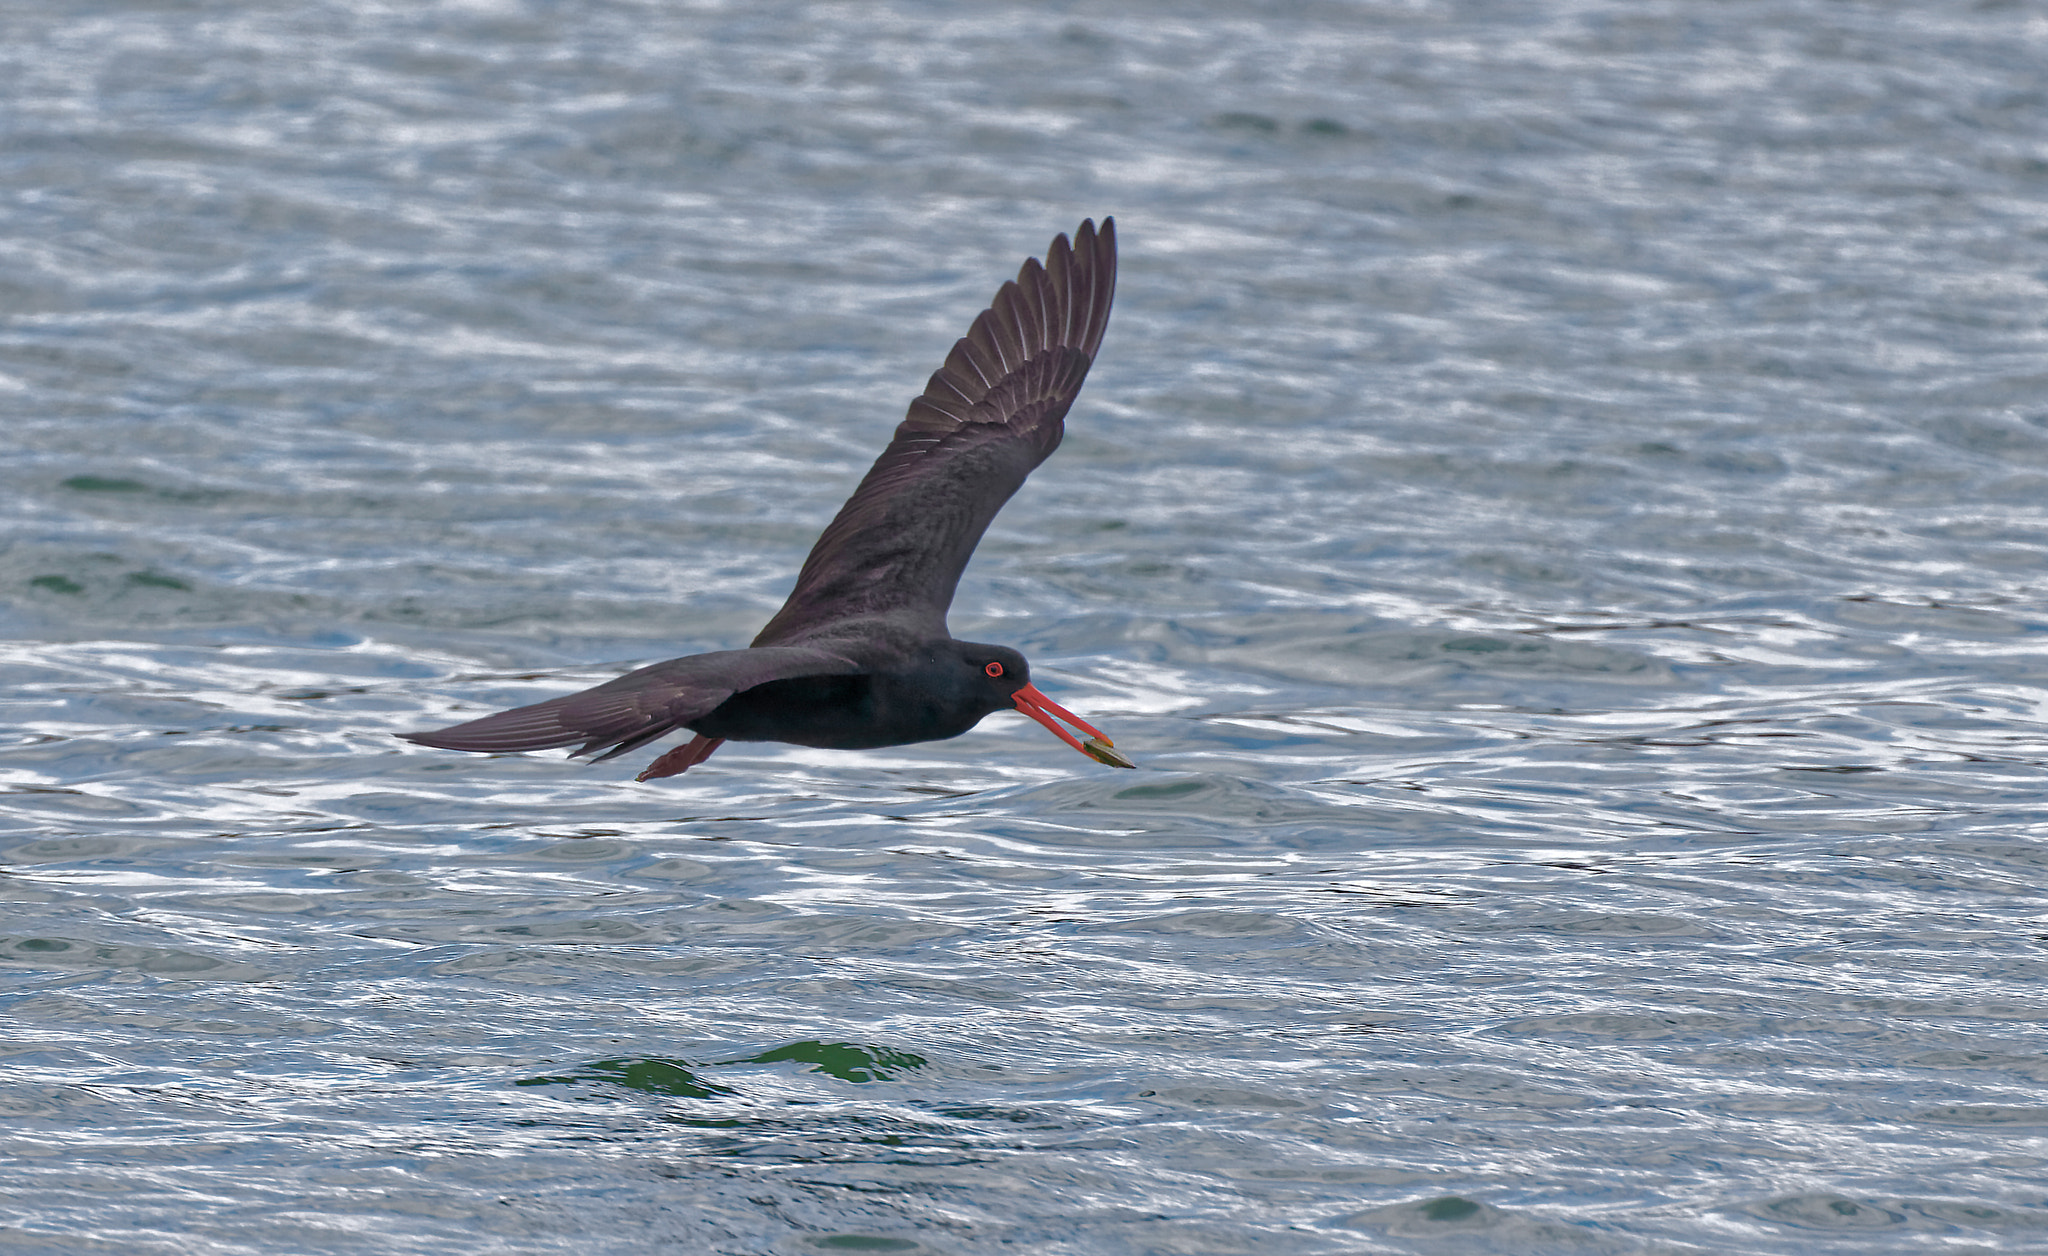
[{"x1": 984, "y1": 661, "x2": 1004, "y2": 678}]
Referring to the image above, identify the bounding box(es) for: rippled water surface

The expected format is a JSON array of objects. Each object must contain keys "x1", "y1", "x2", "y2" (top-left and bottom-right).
[{"x1": 6, "y1": 2, "x2": 2048, "y2": 1252}]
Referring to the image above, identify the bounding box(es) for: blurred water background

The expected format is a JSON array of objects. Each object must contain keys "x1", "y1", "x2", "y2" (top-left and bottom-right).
[{"x1": 5, "y1": 1, "x2": 2048, "y2": 1252}]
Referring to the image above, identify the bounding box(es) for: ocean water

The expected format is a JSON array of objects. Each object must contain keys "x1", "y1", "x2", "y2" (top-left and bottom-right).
[{"x1": 5, "y1": 1, "x2": 2048, "y2": 1252}]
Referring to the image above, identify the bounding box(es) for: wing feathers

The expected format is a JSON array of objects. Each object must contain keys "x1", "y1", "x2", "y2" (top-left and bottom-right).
[
  {"x1": 400, "y1": 646, "x2": 860, "y2": 763},
  {"x1": 753, "y1": 217, "x2": 1117, "y2": 645}
]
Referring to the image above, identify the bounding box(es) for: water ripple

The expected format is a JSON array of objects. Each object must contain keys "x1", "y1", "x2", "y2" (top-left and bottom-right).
[{"x1": 6, "y1": 0, "x2": 2048, "y2": 1252}]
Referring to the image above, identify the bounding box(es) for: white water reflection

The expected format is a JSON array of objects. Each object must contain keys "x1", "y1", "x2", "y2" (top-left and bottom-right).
[{"x1": 6, "y1": 0, "x2": 2048, "y2": 1252}]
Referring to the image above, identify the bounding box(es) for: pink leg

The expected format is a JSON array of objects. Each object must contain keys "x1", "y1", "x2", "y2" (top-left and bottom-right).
[{"x1": 636, "y1": 735, "x2": 725, "y2": 782}]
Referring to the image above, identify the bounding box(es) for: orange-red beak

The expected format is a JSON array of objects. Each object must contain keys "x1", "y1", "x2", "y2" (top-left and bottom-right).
[{"x1": 1012, "y1": 683, "x2": 1134, "y2": 768}]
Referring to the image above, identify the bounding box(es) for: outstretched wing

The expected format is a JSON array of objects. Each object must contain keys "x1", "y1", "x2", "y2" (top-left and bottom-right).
[
  {"x1": 753, "y1": 218, "x2": 1117, "y2": 647},
  {"x1": 398, "y1": 645, "x2": 859, "y2": 762}
]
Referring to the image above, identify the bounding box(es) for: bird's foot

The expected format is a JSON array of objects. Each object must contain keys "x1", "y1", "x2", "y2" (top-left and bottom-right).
[{"x1": 637, "y1": 735, "x2": 725, "y2": 781}]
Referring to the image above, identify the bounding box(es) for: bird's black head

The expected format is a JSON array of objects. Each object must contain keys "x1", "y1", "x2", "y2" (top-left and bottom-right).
[{"x1": 947, "y1": 641, "x2": 1031, "y2": 707}]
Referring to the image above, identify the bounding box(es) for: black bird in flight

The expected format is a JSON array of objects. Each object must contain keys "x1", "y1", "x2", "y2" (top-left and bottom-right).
[{"x1": 401, "y1": 218, "x2": 1133, "y2": 781}]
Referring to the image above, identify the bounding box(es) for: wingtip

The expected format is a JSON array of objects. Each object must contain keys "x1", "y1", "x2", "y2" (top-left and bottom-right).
[
  {"x1": 1072, "y1": 215, "x2": 1114, "y2": 243},
  {"x1": 393, "y1": 706, "x2": 590, "y2": 755},
  {"x1": 1053, "y1": 217, "x2": 1115, "y2": 256},
  {"x1": 394, "y1": 727, "x2": 503, "y2": 753}
]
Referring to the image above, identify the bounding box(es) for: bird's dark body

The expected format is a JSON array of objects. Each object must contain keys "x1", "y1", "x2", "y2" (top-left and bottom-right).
[
  {"x1": 690, "y1": 643, "x2": 1027, "y2": 750},
  {"x1": 402, "y1": 219, "x2": 1127, "y2": 779},
  {"x1": 694, "y1": 673, "x2": 881, "y2": 747}
]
